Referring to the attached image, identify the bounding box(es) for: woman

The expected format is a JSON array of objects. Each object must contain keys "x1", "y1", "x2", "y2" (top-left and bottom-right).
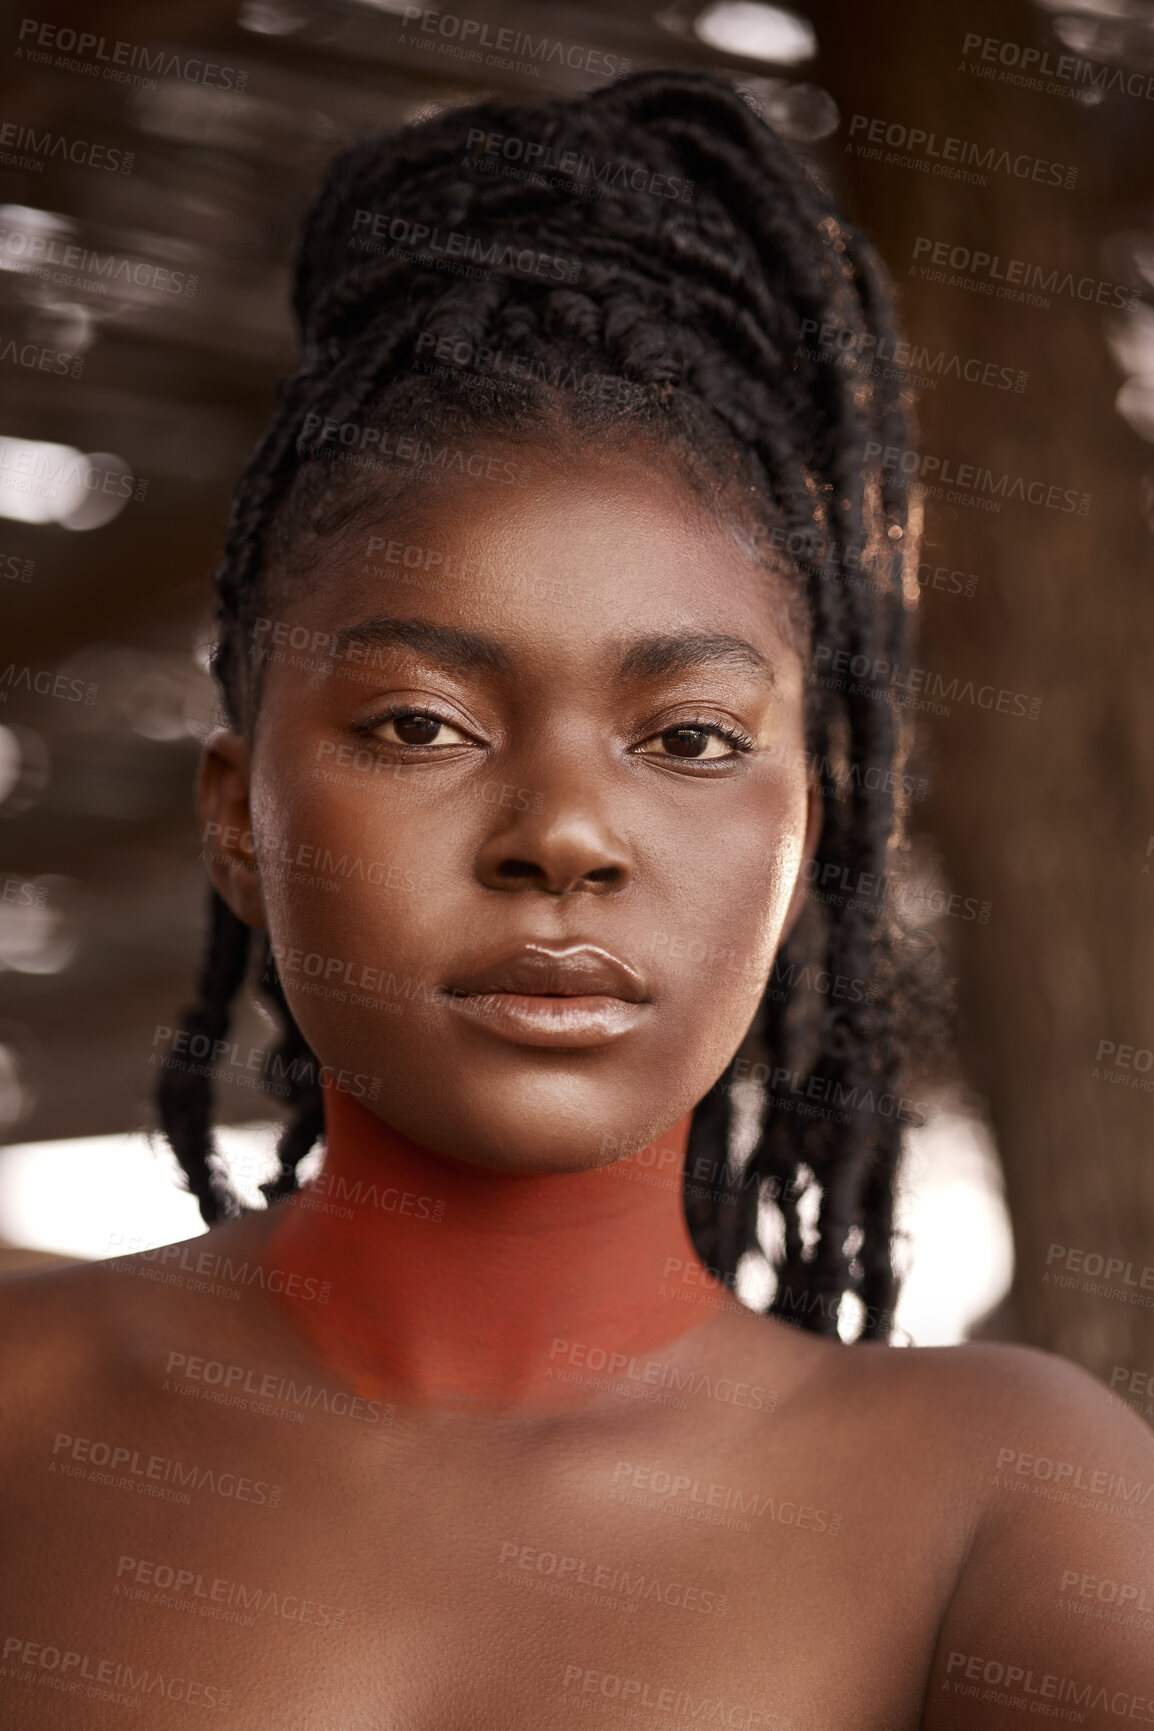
[{"x1": 2, "y1": 69, "x2": 1151, "y2": 1729}]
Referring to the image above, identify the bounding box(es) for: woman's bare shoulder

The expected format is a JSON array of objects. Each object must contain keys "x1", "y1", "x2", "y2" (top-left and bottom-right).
[
  {"x1": 0, "y1": 1216, "x2": 284, "y2": 1441},
  {"x1": 861, "y1": 1342, "x2": 1154, "y2": 1728},
  {"x1": 724, "y1": 1314, "x2": 1153, "y2": 1517},
  {"x1": 0, "y1": 1254, "x2": 118, "y2": 1368},
  {"x1": 780, "y1": 1320, "x2": 1119, "y2": 1407},
  {"x1": 885, "y1": 1337, "x2": 1154, "y2": 1538},
  {"x1": 0, "y1": 1256, "x2": 130, "y2": 1478},
  {"x1": 795, "y1": 1329, "x2": 1151, "y2": 1466},
  {"x1": 770, "y1": 1328, "x2": 1154, "y2": 1714}
]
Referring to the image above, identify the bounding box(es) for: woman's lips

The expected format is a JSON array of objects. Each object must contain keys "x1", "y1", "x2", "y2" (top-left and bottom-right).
[
  {"x1": 440, "y1": 942, "x2": 651, "y2": 1047},
  {"x1": 440, "y1": 989, "x2": 649, "y2": 1048}
]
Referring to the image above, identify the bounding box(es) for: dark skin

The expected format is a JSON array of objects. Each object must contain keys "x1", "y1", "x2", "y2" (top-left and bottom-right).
[
  {"x1": 224, "y1": 442, "x2": 816, "y2": 1174},
  {"x1": 1, "y1": 437, "x2": 1152, "y2": 1729}
]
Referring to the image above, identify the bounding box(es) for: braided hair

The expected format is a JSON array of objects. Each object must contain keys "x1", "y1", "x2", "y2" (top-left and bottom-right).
[{"x1": 158, "y1": 67, "x2": 930, "y2": 1342}]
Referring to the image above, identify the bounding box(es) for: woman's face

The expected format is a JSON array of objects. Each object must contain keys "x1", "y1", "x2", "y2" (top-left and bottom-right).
[{"x1": 201, "y1": 439, "x2": 818, "y2": 1173}]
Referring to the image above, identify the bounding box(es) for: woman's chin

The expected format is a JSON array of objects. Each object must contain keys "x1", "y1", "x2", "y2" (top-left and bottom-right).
[{"x1": 381, "y1": 1096, "x2": 684, "y2": 1178}]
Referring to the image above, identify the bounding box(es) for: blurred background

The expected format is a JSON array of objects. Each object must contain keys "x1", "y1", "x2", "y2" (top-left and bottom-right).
[{"x1": 0, "y1": 0, "x2": 1151, "y2": 1393}]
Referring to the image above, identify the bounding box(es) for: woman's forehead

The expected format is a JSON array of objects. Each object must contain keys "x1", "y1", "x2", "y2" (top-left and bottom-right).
[{"x1": 267, "y1": 456, "x2": 799, "y2": 657}]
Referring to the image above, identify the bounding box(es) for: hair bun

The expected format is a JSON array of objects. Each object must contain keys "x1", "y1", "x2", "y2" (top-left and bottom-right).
[
  {"x1": 290, "y1": 98, "x2": 542, "y2": 352},
  {"x1": 287, "y1": 70, "x2": 795, "y2": 355}
]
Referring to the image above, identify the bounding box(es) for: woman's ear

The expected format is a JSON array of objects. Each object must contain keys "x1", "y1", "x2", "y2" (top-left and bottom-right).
[
  {"x1": 196, "y1": 729, "x2": 267, "y2": 929},
  {"x1": 779, "y1": 776, "x2": 823, "y2": 947}
]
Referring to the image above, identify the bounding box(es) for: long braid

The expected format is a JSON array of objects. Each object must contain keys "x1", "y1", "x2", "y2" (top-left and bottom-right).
[
  {"x1": 156, "y1": 887, "x2": 251, "y2": 1225},
  {"x1": 254, "y1": 943, "x2": 325, "y2": 1206},
  {"x1": 158, "y1": 69, "x2": 933, "y2": 1342}
]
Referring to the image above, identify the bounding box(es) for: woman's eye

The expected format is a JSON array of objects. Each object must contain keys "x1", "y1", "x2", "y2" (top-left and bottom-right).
[
  {"x1": 639, "y1": 725, "x2": 749, "y2": 761},
  {"x1": 372, "y1": 711, "x2": 470, "y2": 747}
]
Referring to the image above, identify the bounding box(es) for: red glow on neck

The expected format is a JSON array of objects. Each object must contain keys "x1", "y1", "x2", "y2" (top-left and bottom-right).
[{"x1": 261, "y1": 1088, "x2": 725, "y2": 1410}]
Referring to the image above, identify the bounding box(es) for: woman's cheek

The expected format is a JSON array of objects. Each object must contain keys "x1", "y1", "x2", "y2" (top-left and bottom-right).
[
  {"x1": 663, "y1": 782, "x2": 805, "y2": 981},
  {"x1": 260, "y1": 883, "x2": 448, "y2": 1093},
  {"x1": 249, "y1": 781, "x2": 414, "y2": 964}
]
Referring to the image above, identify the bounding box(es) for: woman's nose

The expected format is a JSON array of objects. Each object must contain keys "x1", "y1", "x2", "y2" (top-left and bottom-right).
[{"x1": 473, "y1": 789, "x2": 634, "y2": 896}]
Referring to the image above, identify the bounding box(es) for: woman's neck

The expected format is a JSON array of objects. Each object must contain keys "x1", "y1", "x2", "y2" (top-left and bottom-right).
[{"x1": 260, "y1": 1088, "x2": 720, "y2": 1409}]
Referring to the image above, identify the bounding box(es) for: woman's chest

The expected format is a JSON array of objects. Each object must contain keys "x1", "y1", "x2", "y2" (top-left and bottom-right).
[{"x1": 6, "y1": 1407, "x2": 954, "y2": 1731}]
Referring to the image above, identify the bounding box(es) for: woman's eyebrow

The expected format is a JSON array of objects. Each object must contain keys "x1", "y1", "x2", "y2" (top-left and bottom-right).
[
  {"x1": 327, "y1": 617, "x2": 774, "y2": 683},
  {"x1": 329, "y1": 615, "x2": 513, "y2": 673},
  {"x1": 618, "y1": 632, "x2": 776, "y2": 683}
]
